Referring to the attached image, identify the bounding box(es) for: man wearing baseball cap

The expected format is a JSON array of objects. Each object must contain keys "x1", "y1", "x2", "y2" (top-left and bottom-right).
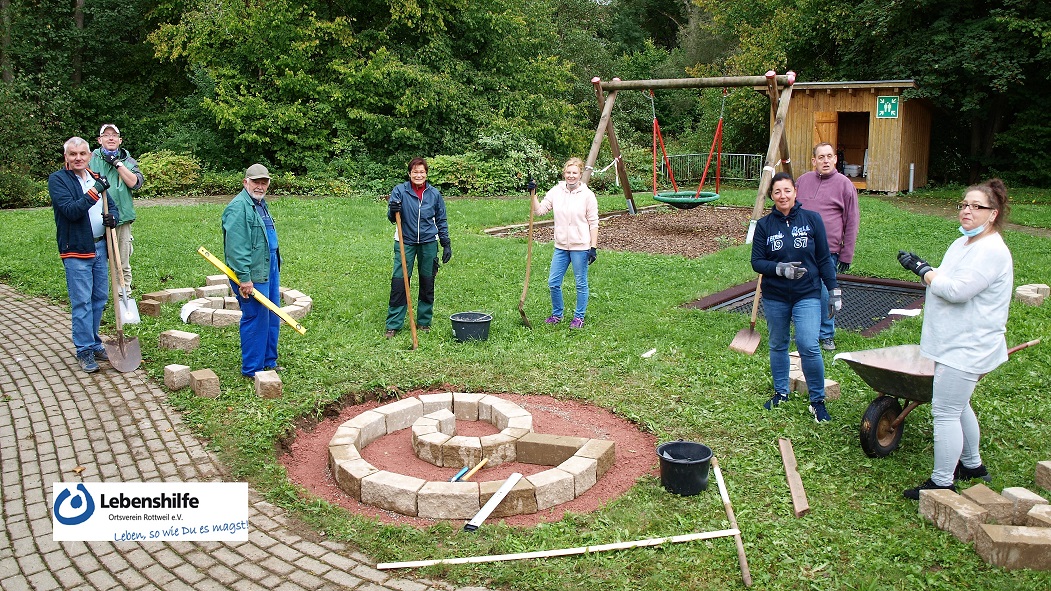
[
  {"x1": 89, "y1": 124, "x2": 145, "y2": 293},
  {"x1": 222, "y1": 164, "x2": 284, "y2": 377}
]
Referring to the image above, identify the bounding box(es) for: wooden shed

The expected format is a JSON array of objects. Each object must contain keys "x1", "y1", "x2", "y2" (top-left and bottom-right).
[{"x1": 784, "y1": 80, "x2": 931, "y2": 193}]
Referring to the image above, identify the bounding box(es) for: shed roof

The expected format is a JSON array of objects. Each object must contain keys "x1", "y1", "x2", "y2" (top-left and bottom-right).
[{"x1": 792, "y1": 80, "x2": 917, "y2": 90}]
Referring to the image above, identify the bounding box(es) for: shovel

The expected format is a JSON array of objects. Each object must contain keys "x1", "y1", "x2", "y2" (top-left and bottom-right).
[
  {"x1": 518, "y1": 180, "x2": 536, "y2": 328},
  {"x1": 102, "y1": 194, "x2": 142, "y2": 372},
  {"x1": 108, "y1": 228, "x2": 139, "y2": 324},
  {"x1": 729, "y1": 275, "x2": 763, "y2": 355}
]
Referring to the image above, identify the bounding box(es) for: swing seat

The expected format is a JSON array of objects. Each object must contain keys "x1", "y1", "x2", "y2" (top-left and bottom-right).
[{"x1": 654, "y1": 191, "x2": 720, "y2": 210}]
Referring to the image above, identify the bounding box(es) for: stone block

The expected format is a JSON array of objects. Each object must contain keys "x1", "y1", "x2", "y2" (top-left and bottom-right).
[
  {"x1": 163, "y1": 364, "x2": 192, "y2": 390},
  {"x1": 961, "y1": 484, "x2": 1013, "y2": 525},
  {"x1": 558, "y1": 456, "x2": 598, "y2": 497},
  {"x1": 345, "y1": 411, "x2": 388, "y2": 448},
  {"x1": 1036, "y1": 461, "x2": 1051, "y2": 493},
  {"x1": 333, "y1": 459, "x2": 377, "y2": 500},
  {"x1": 1026, "y1": 504, "x2": 1051, "y2": 528},
  {"x1": 441, "y1": 436, "x2": 483, "y2": 469},
  {"x1": 195, "y1": 284, "x2": 230, "y2": 298},
  {"x1": 505, "y1": 415, "x2": 533, "y2": 430},
  {"x1": 327, "y1": 444, "x2": 361, "y2": 476},
  {"x1": 575, "y1": 439, "x2": 616, "y2": 479},
  {"x1": 1030, "y1": 284, "x2": 1051, "y2": 296},
  {"x1": 479, "y1": 433, "x2": 517, "y2": 466},
  {"x1": 361, "y1": 471, "x2": 425, "y2": 516},
  {"x1": 166, "y1": 287, "x2": 196, "y2": 302},
  {"x1": 516, "y1": 432, "x2": 588, "y2": 466},
  {"x1": 210, "y1": 309, "x2": 242, "y2": 327},
  {"x1": 502, "y1": 427, "x2": 531, "y2": 440},
  {"x1": 143, "y1": 290, "x2": 171, "y2": 303},
  {"x1": 205, "y1": 296, "x2": 226, "y2": 309},
  {"x1": 189, "y1": 369, "x2": 220, "y2": 399},
  {"x1": 418, "y1": 392, "x2": 453, "y2": 414},
  {"x1": 224, "y1": 297, "x2": 240, "y2": 310},
  {"x1": 527, "y1": 468, "x2": 575, "y2": 511},
  {"x1": 206, "y1": 274, "x2": 228, "y2": 286},
  {"x1": 788, "y1": 351, "x2": 801, "y2": 371},
  {"x1": 281, "y1": 305, "x2": 307, "y2": 320},
  {"x1": 187, "y1": 307, "x2": 214, "y2": 325},
  {"x1": 411, "y1": 419, "x2": 439, "y2": 445},
  {"x1": 1014, "y1": 289, "x2": 1045, "y2": 306},
  {"x1": 919, "y1": 488, "x2": 989, "y2": 543},
  {"x1": 481, "y1": 477, "x2": 537, "y2": 517},
  {"x1": 452, "y1": 392, "x2": 487, "y2": 420},
  {"x1": 426, "y1": 408, "x2": 456, "y2": 434},
  {"x1": 138, "y1": 299, "x2": 161, "y2": 317},
  {"x1": 282, "y1": 289, "x2": 306, "y2": 304},
  {"x1": 1002, "y1": 487, "x2": 1050, "y2": 525},
  {"x1": 490, "y1": 399, "x2": 532, "y2": 430},
  {"x1": 792, "y1": 377, "x2": 840, "y2": 401},
  {"x1": 254, "y1": 370, "x2": 282, "y2": 399},
  {"x1": 329, "y1": 425, "x2": 362, "y2": 448},
  {"x1": 416, "y1": 481, "x2": 481, "y2": 520},
  {"x1": 159, "y1": 329, "x2": 200, "y2": 351},
  {"x1": 975, "y1": 524, "x2": 1051, "y2": 570},
  {"x1": 414, "y1": 432, "x2": 451, "y2": 466},
  {"x1": 292, "y1": 296, "x2": 312, "y2": 314},
  {"x1": 374, "y1": 397, "x2": 424, "y2": 433},
  {"x1": 477, "y1": 395, "x2": 497, "y2": 422},
  {"x1": 788, "y1": 370, "x2": 804, "y2": 391}
]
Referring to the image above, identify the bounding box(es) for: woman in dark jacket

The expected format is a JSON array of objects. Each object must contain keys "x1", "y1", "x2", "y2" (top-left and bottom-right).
[{"x1": 751, "y1": 172, "x2": 841, "y2": 422}]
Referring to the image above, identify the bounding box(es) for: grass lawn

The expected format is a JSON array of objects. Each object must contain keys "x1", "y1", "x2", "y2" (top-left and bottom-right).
[{"x1": 2, "y1": 186, "x2": 1050, "y2": 590}]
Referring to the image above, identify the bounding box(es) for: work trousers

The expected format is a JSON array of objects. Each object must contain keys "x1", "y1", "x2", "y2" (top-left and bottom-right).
[
  {"x1": 232, "y1": 252, "x2": 280, "y2": 377},
  {"x1": 386, "y1": 241, "x2": 438, "y2": 330}
]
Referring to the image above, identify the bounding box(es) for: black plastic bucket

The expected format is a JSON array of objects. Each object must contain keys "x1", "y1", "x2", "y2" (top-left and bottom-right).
[
  {"x1": 450, "y1": 312, "x2": 492, "y2": 342},
  {"x1": 657, "y1": 440, "x2": 713, "y2": 496}
]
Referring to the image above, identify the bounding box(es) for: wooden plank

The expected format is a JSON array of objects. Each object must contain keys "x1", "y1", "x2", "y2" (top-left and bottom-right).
[{"x1": 778, "y1": 438, "x2": 810, "y2": 517}]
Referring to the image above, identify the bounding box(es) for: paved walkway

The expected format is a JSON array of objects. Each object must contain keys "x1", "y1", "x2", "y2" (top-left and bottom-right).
[{"x1": 0, "y1": 284, "x2": 490, "y2": 591}]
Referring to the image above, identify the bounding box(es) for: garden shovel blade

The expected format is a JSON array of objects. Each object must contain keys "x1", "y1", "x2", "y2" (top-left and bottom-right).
[
  {"x1": 104, "y1": 332, "x2": 142, "y2": 373},
  {"x1": 119, "y1": 290, "x2": 140, "y2": 324},
  {"x1": 729, "y1": 276, "x2": 762, "y2": 355}
]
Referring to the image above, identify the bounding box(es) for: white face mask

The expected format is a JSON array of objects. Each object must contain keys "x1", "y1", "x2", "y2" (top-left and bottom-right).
[{"x1": 959, "y1": 223, "x2": 986, "y2": 238}]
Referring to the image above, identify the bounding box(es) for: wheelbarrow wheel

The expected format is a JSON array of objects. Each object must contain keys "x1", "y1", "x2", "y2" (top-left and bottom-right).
[{"x1": 859, "y1": 396, "x2": 904, "y2": 458}]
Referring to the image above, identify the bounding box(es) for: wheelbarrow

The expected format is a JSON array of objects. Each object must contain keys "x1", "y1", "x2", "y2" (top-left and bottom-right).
[{"x1": 834, "y1": 339, "x2": 1040, "y2": 458}]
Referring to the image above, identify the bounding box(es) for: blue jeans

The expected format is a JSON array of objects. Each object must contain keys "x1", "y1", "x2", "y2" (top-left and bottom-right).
[
  {"x1": 548, "y1": 248, "x2": 590, "y2": 320},
  {"x1": 231, "y1": 251, "x2": 280, "y2": 377},
  {"x1": 62, "y1": 241, "x2": 110, "y2": 355},
  {"x1": 763, "y1": 297, "x2": 825, "y2": 403},
  {"x1": 819, "y1": 253, "x2": 839, "y2": 340}
]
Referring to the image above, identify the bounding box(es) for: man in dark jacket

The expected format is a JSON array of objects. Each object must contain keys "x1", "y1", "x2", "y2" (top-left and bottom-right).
[{"x1": 50, "y1": 137, "x2": 120, "y2": 373}]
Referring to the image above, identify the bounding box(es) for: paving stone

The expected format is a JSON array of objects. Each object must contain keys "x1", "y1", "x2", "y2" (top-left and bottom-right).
[
  {"x1": 975, "y1": 523, "x2": 1051, "y2": 570},
  {"x1": 516, "y1": 432, "x2": 588, "y2": 466},
  {"x1": 961, "y1": 483, "x2": 1013, "y2": 525},
  {"x1": 143, "y1": 290, "x2": 172, "y2": 303},
  {"x1": 1036, "y1": 461, "x2": 1051, "y2": 493},
  {"x1": 361, "y1": 471, "x2": 425, "y2": 516},
  {"x1": 224, "y1": 296, "x2": 241, "y2": 310},
  {"x1": 480, "y1": 477, "x2": 537, "y2": 517},
  {"x1": 489, "y1": 399, "x2": 532, "y2": 430},
  {"x1": 190, "y1": 369, "x2": 221, "y2": 399},
  {"x1": 159, "y1": 329, "x2": 201, "y2": 351},
  {"x1": 327, "y1": 444, "x2": 361, "y2": 476},
  {"x1": 558, "y1": 456, "x2": 598, "y2": 496},
  {"x1": 206, "y1": 274, "x2": 228, "y2": 286},
  {"x1": 527, "y1": 468, "x2": 575, "y2": 511},
  {"x1": 329, "y1": 425, "x2": 362, "y2": 448},
  {"x1": 451, "y1": 392, "x2": 486, "y2": 420},
  {"x1": 414, "y1": 432, "x2": 451, "y2": 467},
  {"x1": 574, "y1": 439, "x2": 616, "y2": 479},
  {"x1": 333, "y1": 459, "x2": 378, "y2": 500},
  {"x1": 282, "y1": 305, "x2": 307, "y2": 320},
  {"x1": 254, "y1": 370, "x2": 282, "y2": 399},
  {"x1": 479, "y1": 432, "x2": 517, "y2": 466},
  {"x1": 345, "y1": 410, "x2": 389, "y2": 447},
  {"x1": 791, "y1": 377, "x2": 840, "y2": 401},
  {"x1": 919, "y1": 488, "x2": 989, "y2": 543},
  {"x1": 1002, "y1": 487, "x2": 1049, "y2": 525},
  {"x1": 441, "y1": 435, "x2": 483, "y2": 469},
  {"x1": 1026, "y1": 504, "x2": 1051, "y2": 528},
  {"x1": 426, "y1": 408, "x2": 456, "y2": 434},
  {"x1": 166, "y1": 287, "x2": 197, "y2": 302},
  {"x1": 418, "y1": 393, "x2": 453, "y2": 414},
  {"x1": 188, "y1": 307, "x2": 215, "y2": 325},
  {"x1": 417, "y1": 481, "x2": 480, "y2": 520},
  {"x1": 211, "y1": 309, "x2": 242, "y2": 327},
  {"x1": 374, "y1": 397, "x2": 424, "y2": 433},
  {"x1": 138, "y1": 299, "x2": 162, "y2": 317},
  {"x1": 164, "y1": 364, "x2": 192, "y2": 391},
  {"x1": 1014, "y1": 289, "x2": 1045, "y2": 306},
  {"x1": 196, "y1": 284, "x2": 230, "y2": 298},
  {"x1": 204, "y1": 296, "x2": 226, "y2": 309}
]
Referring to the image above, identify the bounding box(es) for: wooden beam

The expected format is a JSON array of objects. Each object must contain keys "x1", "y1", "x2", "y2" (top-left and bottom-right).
[
  {"x1": 748, "y1": 76, "x2": 795, "y2": 239},
  {"x1": 597, "y1": 75, "x2": 793, "y2": 91},
  {"x1": 778, "y1": 438, "x2": 810, "y2": 518},
  {"x1": 582, "y1": 85, "x2": 619, "y2": 187},
  {"x1": 590, "y1": 77, "x2": 636, "y2": 213}
]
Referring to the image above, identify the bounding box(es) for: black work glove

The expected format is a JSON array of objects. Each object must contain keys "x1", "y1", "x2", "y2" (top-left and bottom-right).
[
  {"x1": 587, "y1": 247, "x2": 597, "y2": 265},
  {"x1": 102, "y1": 213, "x2": 117, "y2": 229},
  {"x1": 387, "y1": 199, "x2": 401, "y2": 224},
  {"x1": 102, "y1": 151, "x2": 121, "y2": 166},
  {"x1": 93, "y1": 174, "x2": 111, "y2": 193},
  {"x1": 775, "y1": 261, "x2": 807, "y2": 280},
  {"x1": 837, "y1": 260, "x2": 850, "y2": 273},
  {"x1": 898, "y1": 250, "x2": 932, "y2": 279},
  {"x1": 828, "y1": 288, "x2": 843, "y2": 319},
  {"x1": 526, "y1": 178, "x2": 537, "y2": 192},
  {"x1": 441, "y1": 238, "x2": 452, "y2": 264}
]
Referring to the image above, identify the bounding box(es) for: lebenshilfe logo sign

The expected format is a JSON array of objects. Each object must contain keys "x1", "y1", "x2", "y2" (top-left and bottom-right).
[{"x1": 52, "y1": 482, "x2": 248, "y2": 541}]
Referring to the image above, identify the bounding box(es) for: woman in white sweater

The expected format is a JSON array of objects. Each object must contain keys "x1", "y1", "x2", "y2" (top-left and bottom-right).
[
  {"x1": 531, "y1": 157, "x2": 599, "y2": 329},
  {"x1": 897, "y1": 178, "x2": 1013, "y2": 499}
]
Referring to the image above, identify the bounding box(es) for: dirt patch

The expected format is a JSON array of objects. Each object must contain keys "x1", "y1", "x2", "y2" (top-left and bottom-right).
[{"x1": 280, "y1": 392, "x2": 658, "y2": 528}]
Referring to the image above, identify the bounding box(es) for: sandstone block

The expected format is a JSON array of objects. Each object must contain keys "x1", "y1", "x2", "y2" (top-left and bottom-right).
[
  {"x1": 254, "y1": 370, "x2": 282, "y2": 399},
  {"x1": 961, "y1": 484, "x2": 1013, "y2": 525},
  {"x1": 187, "y1": 307, "x2": 214, "y2": 325},
  {"x1": 490, "y1": 399, "x2": 531, "y2": 430},
  {"x1": 206, "y1": 274, "x2": 228, "y2": 286},
  {"x1": 414, "y1": 432, "x2": 451, "y2": 466},
  {"x1": 417, "y1": 481, "x2": 481, "y2": 520},
  {"x1": 210, "y1": 309, "x2": 242, "y2": 327},
  {"x1": 1030, "y1": 284, "x2": 1051, "y2": 296},
  {"x1": 527, "y1": 468, "x2": 575, "y2": 511},
  {"x1": 345, "y1": 411, "x2": 388, "y2": 447},
  {"x1": 138, "y1": 299, "x2": 161, "y2": 317},
  {"x1": 452, "y1": 392, "x2": 487, "y2": 420},
  {"x1": 505, "y1": 415, "x2": 533, "y2": 430},
  {"x1": 480, "y1": 433, "x2": 517, "y2": 466},
  {"x1": 189, "y1": 369, "x2": 220, "y2": 399},
  {"x1": 166, "y1": 287, "x2": 196, "y2": 302},
  {"x1": 143, "y1": 290, "x2": 171, "y2": 303},
  {"x1": 224, "y1": 296, "x2": 240, "y2": 310},
  {"x1": 195, "y1": 284, "x2": 230, "y2": 298},
  {"x1": 975, "y1": 524, "x2": 1051, "y2": 570},
  {"x1": 411, "y1": 419, "x2": 439, "y2": 445},
  {"x1": 477, "y1": 395, "x2": 496, "y2": 422},
  {"x1": 1026, "y1": 504, "x2": 1051, "y2": 528},
  {"x1": 558, "y1": 456, "x2": 598, "y2": 497},
  {"x1": 374, "y1": 397, "x2": 424, "y2": 433},
  {"x1": 418, "y1": 392, "x2": 453, "y2": 414},
  {"x1": 361, "y1": 471, "x2": 425, "y2": 516},
  {"x1": 159, "y1": 329, "x2": 200, "y2": 351},
  {"x1": 329, "y1": 425, "x2": 361, "y2": 448},
  {"x1": 575, "y1": 439, "x2": 616, "y2": 479},
  {"x1": 442, "y1": 436, "x2": 483, "y2": 469},
  {"x1": 1002, "y1": 487, "x2": 1049, "y2": 525},
  {"x1": 481, "y1": 477, "x2": 537, "y2": 517},
  {"x1": 281, "y1": 305, "x2": 307, "y2": 320},
  {"x1": 282, "y1": 289, "x2": 306, "y2": 304},
  {"x1": 1014, "y1": 290, "x2": 1045, "y2": 306},
  {"x1": 163, "y1": 364, "x2": 191, "y2": 390},
  {"x1": 792, "y1": 377, "x2": 840, "y2": 401},
  {"x1": 205, "y1": 296, "x2": 226, "y2": 309},
  {"x1": 517, "y1": 432, "x2": 588, "y2": 466},
  {"x1": 327, "y1": 444, "x2": 361, "y2": 476},
  {"x1": 919, "y1": 488, "x2": 989, "y2": 542},
  {"x1": 333, "y1": 458, "x2": 377, "y2": 500},
  {"x1": 426, "y1": 408, "x2": 456, "y2": 434},
  {"x1": 1036, "y1": 461, "x2": 1051, "y2": 493},
  {"x1": 292, "y1": 296, "x2": 312, "y2": 314}
]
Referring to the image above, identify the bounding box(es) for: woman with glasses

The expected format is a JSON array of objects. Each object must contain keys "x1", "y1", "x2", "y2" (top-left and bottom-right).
[{"x1": 898, "y1": 179, "x2": 1013, "y2": 500}]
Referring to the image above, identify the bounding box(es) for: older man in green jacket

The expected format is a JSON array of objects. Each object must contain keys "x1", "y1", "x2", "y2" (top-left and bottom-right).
[{"x1": 222, "y1": 164, "x2": 282, "y2": 377}]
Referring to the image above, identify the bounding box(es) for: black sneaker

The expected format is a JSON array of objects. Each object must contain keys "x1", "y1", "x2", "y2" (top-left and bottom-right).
[
  {"x1": 820, "y1": 338, "x2": 836, "y2": 351},
  {"x1": 903, "y1": 478, "x2": 956, "y2": 500},
  {"x1": 809, "y1": 401, "x2": 832, "y2": 423},
  {"x1": 77, "y1": 350, "x2": 100, "y2": 373},
  {"x1": 763, "y1": 392, "x2": 789, "y2": 410},
  {"x1": 93, "y1": 347, "x2": 108, "y2": 361},
  {"x1": 954, "y1": 461, "x2": 992, "y2": 482}
]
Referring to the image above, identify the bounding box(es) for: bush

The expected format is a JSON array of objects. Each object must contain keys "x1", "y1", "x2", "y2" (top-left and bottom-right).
[
  {"x1": 427, "y1": 130, "x2": 558, "y2": 196},
  {"x1": 0, "y1": 170, "x2": 49, "y2": 209},
  {"x1": 136, "y1": 151, "x2": 202, "y2": 198}
]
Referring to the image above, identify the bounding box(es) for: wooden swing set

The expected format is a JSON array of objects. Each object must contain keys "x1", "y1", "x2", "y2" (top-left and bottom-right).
[{"x1": 583, "y1": 71, "x2": 797, "y2": 244}]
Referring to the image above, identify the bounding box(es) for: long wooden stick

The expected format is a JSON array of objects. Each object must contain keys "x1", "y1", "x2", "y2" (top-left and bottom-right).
[
  {"x1": 778, "y1": 438, "x2": 811, "y2": 518},
  {"x1": 394, "y1": 211, "x2": 418, "y2": 350},
  {"x1": 518, "y1": 187, "x2": 535, "y2": 328},
  {"x1": 713, "y1": 456, "x2": 752, "y2": 587},
  {"x1": 378, "y1": 528, "x2": 741, "y2": 569}
]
